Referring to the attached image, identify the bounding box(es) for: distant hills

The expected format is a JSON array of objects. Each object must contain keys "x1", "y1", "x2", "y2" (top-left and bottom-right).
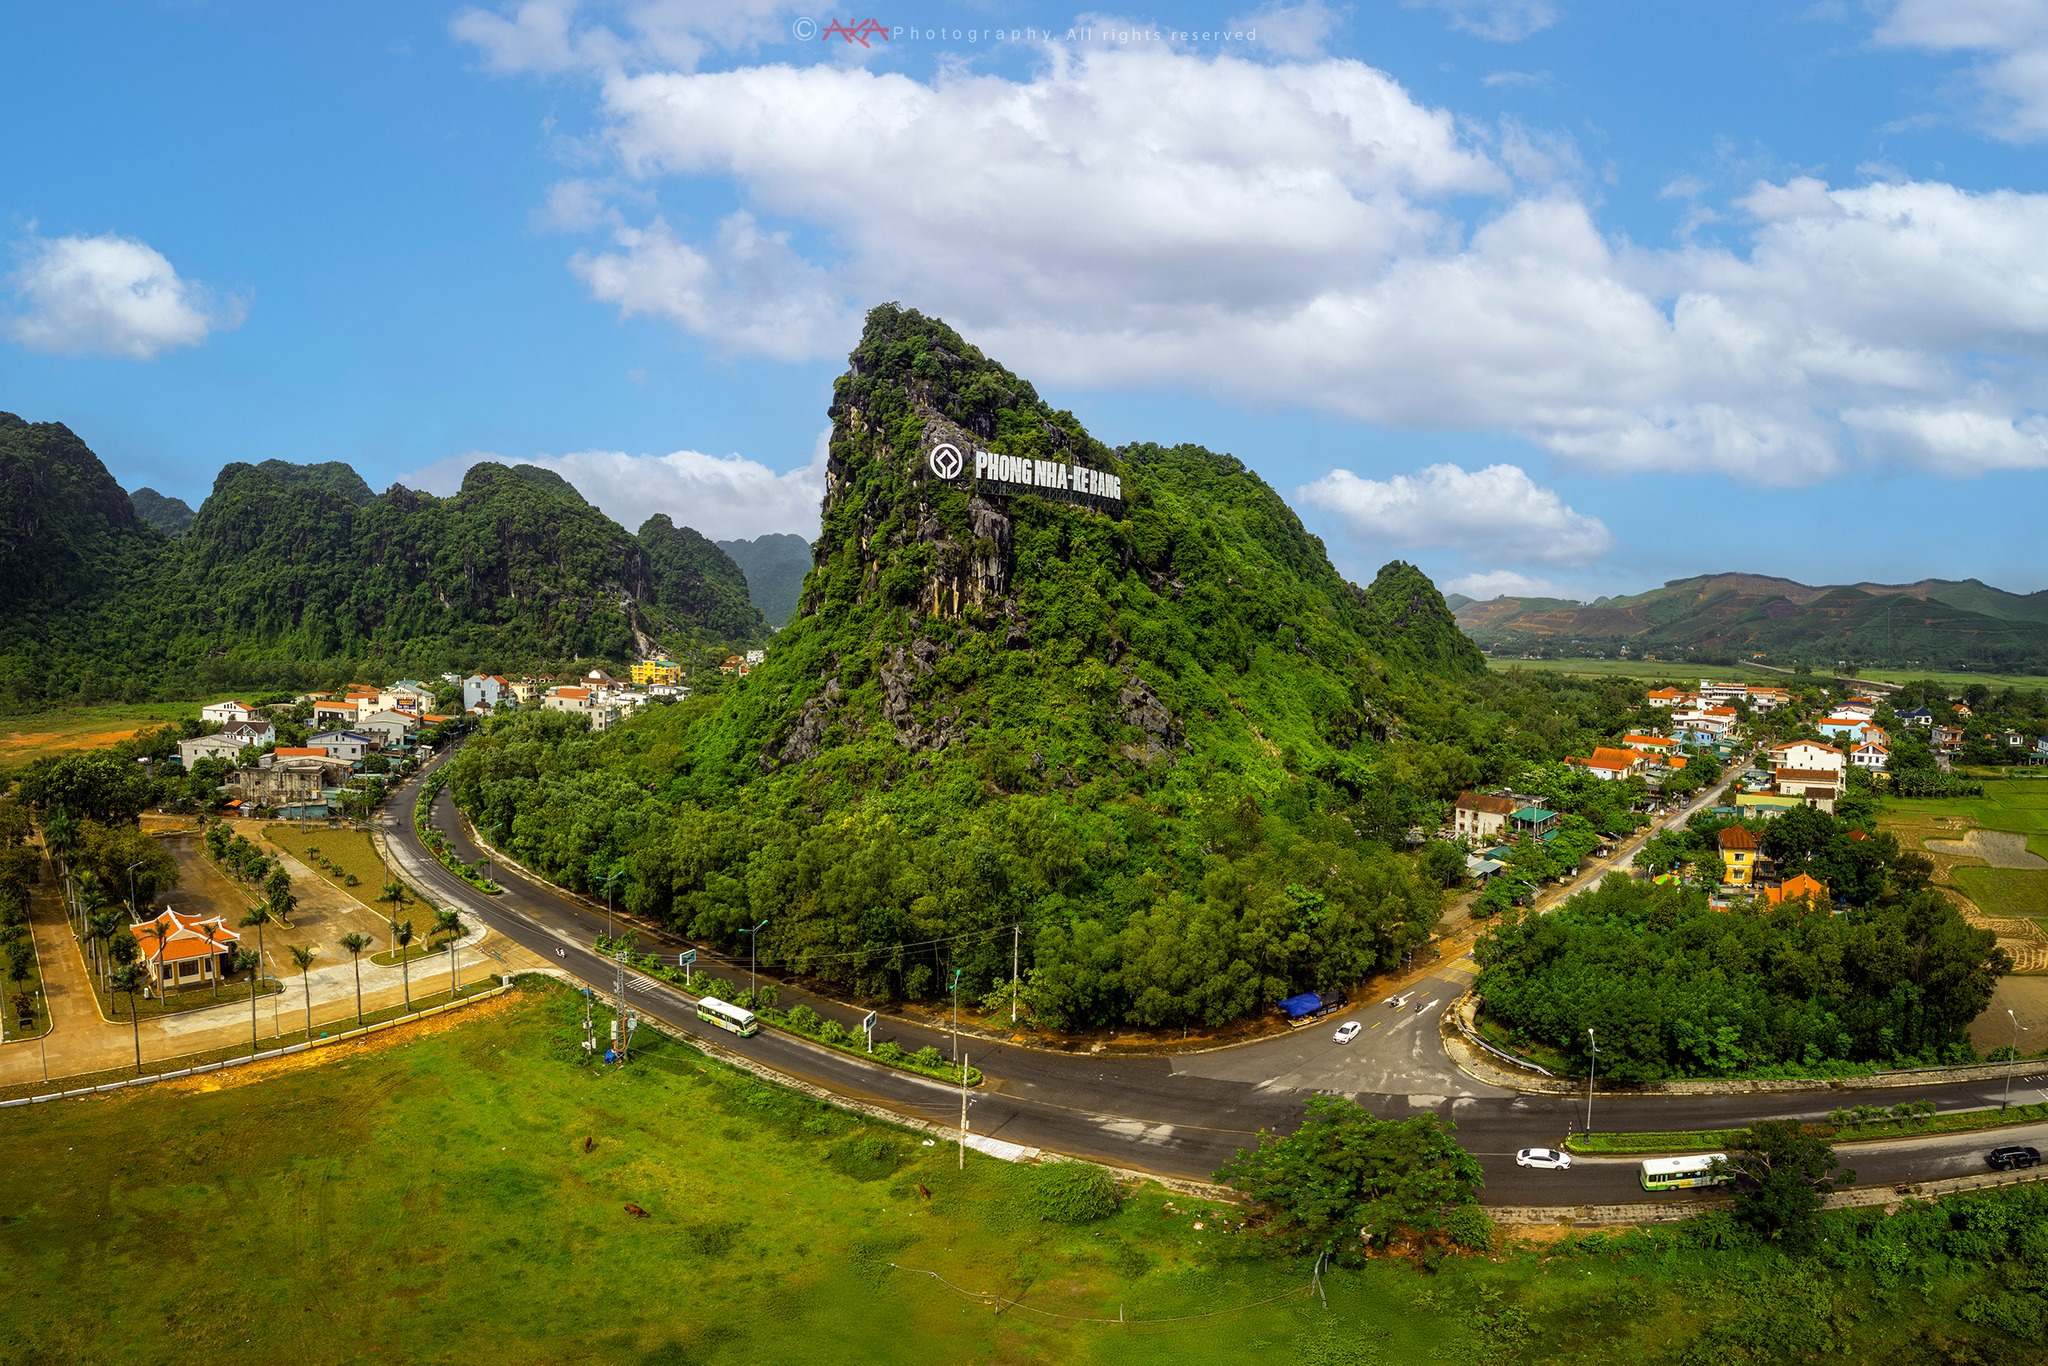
[
  {"x1": 1455, "y1": 572, "x2": 2048, "y2": 672},
  {"x1": 0, "y1": 411, "x2": 770, "y2": 708},
  {"x1": 716, "y1": 533, "x2": 813, "y2": 629}
]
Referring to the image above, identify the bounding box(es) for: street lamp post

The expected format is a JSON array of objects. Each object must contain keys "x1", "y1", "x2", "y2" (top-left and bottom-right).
[
  {"x1": 1584, "y1": 1027, "x2": 1598, "y2": 1134},
  {"x1": 127, "y1": 859, "x2": 146, "y2": 920},
  {"x1": 2002, "y1": 1009, "x2": 2031, "y2": 1111},
  {"x1": 599, "y1": 869, "x2": 625, "y2": 939},
  {"x1": 950, "y1": 968, "x2": 963, "y2": 1063},
  {"x1": 742, "y1": 918, "x2": 768, "y2": 1003}
]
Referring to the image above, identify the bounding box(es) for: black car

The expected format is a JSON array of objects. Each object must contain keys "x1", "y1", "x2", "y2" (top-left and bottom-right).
[{"x1": 1986, "y1": 1145, "x2": 2042, "y2": 1171}]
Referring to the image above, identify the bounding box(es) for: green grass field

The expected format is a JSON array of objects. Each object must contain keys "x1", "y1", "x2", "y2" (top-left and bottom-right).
[
  {"x1": 1887, "y1": 775, "x2": 2048, "y2": 840},
  {"x1": 1952, "y1": 867, "x2": 2048, "y2": 919},
  {"x1": 0, "y1": 701, "x2": 200, "y2": 767},
  {"x1": 1, "y1": 977, "x2": 2045, "y2": 1364}
]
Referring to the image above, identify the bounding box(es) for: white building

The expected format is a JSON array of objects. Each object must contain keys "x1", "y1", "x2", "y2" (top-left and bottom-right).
[
  {"x1": 200, "y1": 699, "x2": 259, "y2": 726},
  {"x1": 1698, "y1": 681, "x2": 1748, "y2": 706},
  {"x1": 1768, "y1": 740, "x2": 1845, "y2": 774},
  {"x1": 1851, "y1": 742, "x2": 1888, "y2": 770},
  {"x1": 177, "y1": 733, "x2": 251, "y2": 767},
  {"x1": 462, "y1": 674, "x2": 509, "y2": 712},
  {"x1": 306, "y1": 731, "x2": 371, "y2": 763}
]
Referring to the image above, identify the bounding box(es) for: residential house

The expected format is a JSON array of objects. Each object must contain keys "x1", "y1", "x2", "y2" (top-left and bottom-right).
[
  {"x1": 218, "y1": 718, "x2": 276, "y2": 749},
  {"x1": 543, "y1": 685, "x2": 619, "y2": 731},
  {"x1": 1747, "y1": 688, "x2": 1791, "y2": 712},
  {"x1": 1774, "y1": 768, "x2": 1844, "y2": 813},
  {"x1": 306, "y1": 731, "x2": 371, "y2": 764},
  {"x1": 177, "y1": 732, "x2": 252, "y2": 767},
  {"x1": 631, "y1": 658, "x2": 683, "y2": 686},
  {"x1": 353, "y1": 710, "x2": 416, "y2": 748},
  {"x1": 510, "y1": 677, "x2": 542, "y2": 704},
  {"x1": 132, "y1": 909, "x2": 240, "y2": 992},
  {"x1": 1833, "y1": 698, "x2": 1878, "y2": 720},
  {"x1": 1672, "y1": 706, "x2": 1738, "y2": 742},
  {"x1": 1698, "y1": 681, "x2": 1748, "y2": 706},
  {"x1": 1851, "y1": 741, "x2": 1889, "y2": 771},
  {"x1": 1932, "y1": 725, "x2": 1965, "y2": 753},
  {"x1": 1736, "y1": 791, "x2": 1805, "y2": 818},
  {"x1": 1718, "y1": 826, "x2": 1759, "y2": 886},
  {"x1": 1762, "y1": 873, "x2": 1830, "y2": 908},
  {"x1": 1569, "y1": 747, "x2": 1646, "y2": 782},
  {"x1": 312, "y1": 700, "x2": 360, "y2": 730},
  {"x1": 744, "y1": 649, "x2": 766, "y2": 666},
  {"x1": 462, "y1": 674, "x2": 510, "y2": 712},
  {"x1": 720, "y1": 654, "x2": 748, "y2": 676},
  {"x1": 583, "y1": 669, "x2": 619, "y2": 688},
  {"x1": 1896, "y1": 706, "x2": 1935, "y2": 727},
  {"x1": 1623, "y1": 734, "x2": 1678, "y2": 756},
  {"x1": 229, "y1": 752, "x2": 351, "y2": 809},
  {"x1": 199, "y1": 699, "x2": 259, "y2": 725},
  {"x1": 1817, "y1": 714, "x2": 1874, "y2": 744},
  {"x1": 1645, "y1": 687, "x2": 1687, "y2": 708},
  {"x1": 1452, "y1": 792, "x2": 1516, "y2": 844},
  {"x1": 1768, "y1": 740, "x2": 1845, "y2": 774}
]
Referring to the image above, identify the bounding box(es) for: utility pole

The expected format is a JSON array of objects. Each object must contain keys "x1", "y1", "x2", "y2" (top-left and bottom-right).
[
  {"x1": 1584, "y1": 1027, "x2": 1598, "y2": 1134},
  {"x1": 743, "y1": 918, "x2": 768, "y2": 1003},
  {"x1": 1011, "y1": 925, "x2": 1020, "y2": 1026},
  {"x1": 958, "y1": 1049, "x2": 970, "y2": 1170},
  {"x1": 600, "y1": 869, "x2": 624, "y2": 939}
]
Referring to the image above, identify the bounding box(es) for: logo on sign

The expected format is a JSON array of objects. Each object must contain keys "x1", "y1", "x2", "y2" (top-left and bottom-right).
[{"x1": 927, "y1": 442, "x2": 964, "y2": 479}]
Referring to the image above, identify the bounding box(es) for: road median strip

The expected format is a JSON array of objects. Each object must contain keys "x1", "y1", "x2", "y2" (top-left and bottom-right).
[{"x1": 1567, "y1": 1099, "x2": 2048, "y2": 1155}]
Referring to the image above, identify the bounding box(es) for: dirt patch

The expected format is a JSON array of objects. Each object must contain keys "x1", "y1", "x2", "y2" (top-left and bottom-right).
[
  {"x1": 1926, "y1": 829, "x2": 2048, "y2": 869},
  {"x1": 160, "y1": 989, "x2": 522, "y2": 1098}
]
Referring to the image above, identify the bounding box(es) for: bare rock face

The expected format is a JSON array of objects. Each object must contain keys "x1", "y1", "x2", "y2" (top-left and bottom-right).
[
  {"x1": 767, "y1": 677, "x2": 842, "y2": 769},
  {"x1": 1117, "y1": 670, "x2": 1179, "y2": 764}
]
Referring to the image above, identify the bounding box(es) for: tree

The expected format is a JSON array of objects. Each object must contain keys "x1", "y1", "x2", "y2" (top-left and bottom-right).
[
  {"x1": 233, "y1": 949, "x2": 261, "y2": 1055},
  {"x1": 289, "y1": 946, "x2": 318, "y2": 1041},
  {"x1": 1719, "y1": 1119, "x2": 1854, "y2": 1253},
  {"x1": 238, "y1": 906, "x2": 269, "y2": 983},
  {"x1": 433, "y1": 910, "x2": 466, "y2": 997},
  {"x1": 264, "y1": 866, "x2": 295, "y2": 926},
  {"x1": 1215, "y1": 1094, "x2": 1485, "y2": 1255},
  {"x1": 393, "y1": 919, "x2": 414, "y2": 1011},
  {"x1": 1417, "y1": 840, "x2": 1466, "y2": 891},
  {"x1": 112, "y1": 963, "x2": 145, "y2": 1073},
  {"x1": 339, "y1": 932, "x2": 372, "y2": 1027}
]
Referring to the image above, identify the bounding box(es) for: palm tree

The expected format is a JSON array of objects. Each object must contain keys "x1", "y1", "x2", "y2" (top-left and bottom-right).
[
  {"x1": 432, "y1": 910, "x2": 465, "y2": 997},
  {"x1": 289, "y1": 946, "x2": 317, "y2": 1042},
  {"x1": 238, "y1": 906, "x2": 269, "y2": 986},
  {"x1": 394, "y1": 919, "x2": 414, "y2": 1012},
  {"x1": 339, "y1": 932, "x2": 372, "y2": 1027},
  {"x1": 112, "y1": 964, "x2": 144, "y2": 1074},
  {"x1": 234, "y1": 949, "x2": 261, "y2": 1055}
]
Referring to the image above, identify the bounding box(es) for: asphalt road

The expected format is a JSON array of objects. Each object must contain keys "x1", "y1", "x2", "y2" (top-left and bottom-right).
[{"x1": 383, "y1": 753, "x2": 2048, "y2": 1208}]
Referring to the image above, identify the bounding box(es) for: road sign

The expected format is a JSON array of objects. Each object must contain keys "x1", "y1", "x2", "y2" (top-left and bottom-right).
[
  {"x1": 860, "y1": 1010, "x2": 877, "y2": 1053},
  {"x1": 679, "y1": 950, "x2": 697, "y2": 968}
]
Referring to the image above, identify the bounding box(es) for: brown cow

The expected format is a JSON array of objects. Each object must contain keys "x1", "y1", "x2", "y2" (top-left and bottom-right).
[{"x1": 625, "y1": 1203, "x2": 649, "y2": 1219}]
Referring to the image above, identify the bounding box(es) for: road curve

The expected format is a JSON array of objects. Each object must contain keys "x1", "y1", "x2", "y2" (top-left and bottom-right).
[{"x1": 381, "y1": 751, "x2": 2048, "y2": 1208}]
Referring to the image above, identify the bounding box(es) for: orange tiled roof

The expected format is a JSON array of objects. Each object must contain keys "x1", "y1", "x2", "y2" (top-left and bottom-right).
[
  {"x1": 1718, "y1": 826, "x2": 1758, "y2": 850},
  {"x1": 133, "y1": 909, "x2": 239, "y2": 963}
]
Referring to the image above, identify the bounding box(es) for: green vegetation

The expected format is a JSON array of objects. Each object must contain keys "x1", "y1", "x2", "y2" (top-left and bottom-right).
[
  {"x1": 126, "y1": 486, "x2": 193, "y2": 535},
  {"x1": 414, "y1": 773, "x2": 498, "y2": 894},
  {"x1": 1215, "y1": 1094, "x2": 1487, "y2": 1256},
  {"x1": 10, "y1": 981, "x2": 2048, "y2": 1363},
  {"x1": 262, "y1": 825, "x2": 391, "y2": 914},
  {"x1": 760, "y1": 1002, "x2": 980, "y2": 1086},
  {"x1": 1475, "y1": 868, "x2": 2007, "y2": 1080},
  {"x1": 718, "y1": 531, "x2": 815, "y2": 628},
  {"x1": 1567, "y1": 1102, "x2": 2048, "y2": 1155},
  {"x1": 1955, "y1": 866, "x2": 2048, "y2": 918},
  {"x1": 0, "y1": 411, "x2": 770, "y2": 710},
  {"x1": 1721, "y1": 1120, "x2": 1855, "y2": 1252}
]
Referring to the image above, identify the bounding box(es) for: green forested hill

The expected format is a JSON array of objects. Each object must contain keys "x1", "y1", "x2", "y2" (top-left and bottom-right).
[
  {"x1": 1457, "y1": 571, "x2": 2048, "y2": 672},
  {"x1": 446, "y1": 306, "x2": 1546, "y2": 1030},
  {"x1": 126, "y1": 487, "x2": 194, "y2": 535},
  {"x1": 0, "y1": 413, "x2": 769, "y2": 707},
  {"x1": 716, "y1": 532, "x2": 813, "y2": 627}
]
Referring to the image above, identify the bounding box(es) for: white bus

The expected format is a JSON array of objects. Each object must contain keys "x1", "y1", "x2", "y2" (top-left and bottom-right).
[
  {"x1": 1639, "y1": 1154, "x2": 1730, "y2": 1191},
  {"x1": 695, "y1": 997, "x2": 758, "y2": 1038}
]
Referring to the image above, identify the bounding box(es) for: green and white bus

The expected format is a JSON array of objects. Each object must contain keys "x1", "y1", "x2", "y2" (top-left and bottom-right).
[
  {"x1": 1640, "y1": 1154, "x2": 1730, "y2": 1191},
  {"x1": 696, "y1": 997, "x2": 758, "y2": 1037}
]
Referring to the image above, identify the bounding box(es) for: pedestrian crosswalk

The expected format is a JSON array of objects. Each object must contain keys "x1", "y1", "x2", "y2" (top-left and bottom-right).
[{"x1": 1438, "y1": 958, "x2": 1478, "y2": 979}]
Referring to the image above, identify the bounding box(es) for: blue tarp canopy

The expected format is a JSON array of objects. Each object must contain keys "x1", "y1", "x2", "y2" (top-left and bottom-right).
[{"x1": 1278, "y1": 992, "x2": 1323, "y2": 1019}]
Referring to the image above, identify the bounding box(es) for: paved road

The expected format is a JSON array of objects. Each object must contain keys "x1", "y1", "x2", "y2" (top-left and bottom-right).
[{"x1": 385, "y1": 753, "x2": 2048, "y2": 1207}]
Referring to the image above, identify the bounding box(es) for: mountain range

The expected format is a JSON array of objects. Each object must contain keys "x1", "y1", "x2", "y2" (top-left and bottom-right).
[
  {"x1": 715, "y1": 533, "x2": 814, "y2": 629},
  {"x1": 1452, "y1": 572, "x2": 2048, "y2": 672},
  {"x1": 0, "y1": 411, "x2": 769, "y2": 709}
]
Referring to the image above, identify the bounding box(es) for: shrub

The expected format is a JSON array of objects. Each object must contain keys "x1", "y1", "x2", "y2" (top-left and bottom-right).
[
  {"x1": 708, "y1": 977, "x2": 739, "y2": 1003},
  {"x1": 819, "y1": 1020, "x2": 852, "y2": 1046},
  {"x1": 875, "y1": 1041, "x2": 907, "y2": 1064},
  {"x1": 825, "y1": 1135, "x2": 911, "y2": 1182},
  {"x1": 344, "y1": 873, "x2": 359, "y2": 887},
  {"x1": 1444, "y1": 1203, "x2": 1496, "y2": 1251},
  {"x1": 786, "y1": 1004, "x2": 821, "y2": 1033},
  {"x1": 912, "y1": 1045, "x2": 944, "y2": 1069},
  {"x1": 1028, "y1": 1161, "x2": 1120, "y2": 1224}
]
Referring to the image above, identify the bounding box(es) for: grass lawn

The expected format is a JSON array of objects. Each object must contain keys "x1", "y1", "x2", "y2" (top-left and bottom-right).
[
  {"x1": 1, "y1": 978, "x2": 2044, "y2": 1365},
  {"x1": 0, "y1": 701, "x2": 201, "y2": 767},
  {"x1": 1952, "y1": 867, "x2": 2048, "y2": 919},
  {"x1": 262, "y1": 824, "x2": 404, "y2": 917}
]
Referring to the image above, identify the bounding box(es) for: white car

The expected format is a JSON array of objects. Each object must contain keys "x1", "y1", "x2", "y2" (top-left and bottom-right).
[
  {"x1": 1516, "y1": 1147, "x2": 1572, "y2": 1170},
  {"x1": 1333, "y1": 1021, "x2": 1362, "y2": 1044}
]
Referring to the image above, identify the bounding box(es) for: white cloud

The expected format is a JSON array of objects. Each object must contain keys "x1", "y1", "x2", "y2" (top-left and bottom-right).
[
  {"x1": 1442, "y1": 568, "x2": 1586, "y2": 601},
  {"x1": 400, "y1": 434, "x2": 826, "y2": 541},
  {"x1": 1482, "y1": 69, "x2": 1552, "y2": 87},
  {"x1": 571, "y1": 213, "x2": 850, "y2": 361},
  {"x1": 451, "y1": 0, "x2": 800, "y2": 75},
  {"x1": 1298, "y1": 462, "x2": 1612, "y2": 565},
  {"x1": 1874, "y1": 0, "x2": 2048, "y2": 141},
  {"x1": 1407, "y1": 0, "x2": 1560, "y2": 42},
  {"x1": 4, "y1": 232, "x2": 242, "y2": 360},
  {"x1": 462, "y1": 31, "x2": 2048, "y2": 485}
]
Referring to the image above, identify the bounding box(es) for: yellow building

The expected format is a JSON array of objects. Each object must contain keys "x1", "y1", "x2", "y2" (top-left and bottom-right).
[
  {"x1": 631, "y1": 658, "x2": 682, "y2": 686},
  {"x1": 1718, "y1": 825, "x2": 1758, "y2": 886}
]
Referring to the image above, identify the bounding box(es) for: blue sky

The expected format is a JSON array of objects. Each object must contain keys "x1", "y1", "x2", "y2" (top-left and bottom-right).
[{"x1": 4, "y1": 0, "x2": 2046, "y2": 597}]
